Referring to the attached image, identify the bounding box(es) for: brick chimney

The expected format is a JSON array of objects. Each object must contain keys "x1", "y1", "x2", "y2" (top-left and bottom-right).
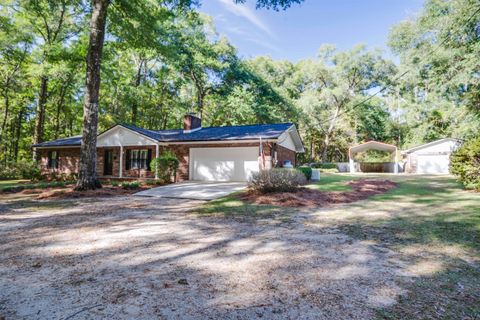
[{"x1": 183, "y1": 113, "x2": 202, "y2": 133}]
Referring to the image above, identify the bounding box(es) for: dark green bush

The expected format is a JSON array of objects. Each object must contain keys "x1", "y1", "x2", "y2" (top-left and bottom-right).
[
  {"x1": 450, "y1": 138, "x2": 480, "y2": 191},
  {"x1": 310, "y1": 163, "x2": 337, "y2": 169},
  {"x1": 248, "y1": 169, "x2": 307, "y2": 193},
  {"x1": 0, "y1": 160, "x2": 40, "y2": 180},
  {"x1": 150, "y1": 151, "x2": 179, "y2": 183},
  {"x1": 309, "y1": 163, "x2": 339, "y2": 173},
  {"x1": 121, "y1": 181, "x2": 140, "y2": 189},
  {"x1": 296, "y1": 166, "x2": 312, "y2": 180}
]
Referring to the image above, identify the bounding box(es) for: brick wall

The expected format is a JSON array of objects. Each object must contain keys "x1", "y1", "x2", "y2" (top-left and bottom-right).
[
  {"x1": 122, "y1": 146, "x2": 156, "y2": 179},
  {"x1": 38, "y1": 148, "x2": 81, "y2": 177},
  {"x1": 276, "y1": 144, "x2": 296, "y2": 167},
  {"x1": 38, "y1": 142, "x2": 297, "y2": 181}
]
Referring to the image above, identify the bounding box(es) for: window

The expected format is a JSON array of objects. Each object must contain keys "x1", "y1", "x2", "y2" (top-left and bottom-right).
[
  {"x1": 127, "y1": 149, "x2": 151, "y2": 170},
  {"x1": 48, "y1": 150, "x2": 58, "y2": 169}
]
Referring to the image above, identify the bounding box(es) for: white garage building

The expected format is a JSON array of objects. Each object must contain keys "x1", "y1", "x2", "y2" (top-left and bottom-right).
[{"x1": 403, "y1": 138, "x2": 462, "y2": 174}]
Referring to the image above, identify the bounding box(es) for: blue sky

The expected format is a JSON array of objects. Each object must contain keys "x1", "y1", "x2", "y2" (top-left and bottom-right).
[{"x1": 199, "y1": 0, "x2": 424, "y2": 62}]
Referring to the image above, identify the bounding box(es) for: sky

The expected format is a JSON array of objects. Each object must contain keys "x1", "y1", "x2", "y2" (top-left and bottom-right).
[{"x1": 199, "y1": 0, "x2": 425, "y2": 62}]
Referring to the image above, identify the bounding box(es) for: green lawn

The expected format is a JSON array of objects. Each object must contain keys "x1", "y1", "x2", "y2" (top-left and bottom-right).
[
  {"x1": 195, "y1": 173, "x2": 480, "y2": 319},
  {"x1": 0, "y1": 179, "x2": 30, "y2": 188},
  {"x1": 0, "y1": 179, "x2": 73, "y2": 192}
]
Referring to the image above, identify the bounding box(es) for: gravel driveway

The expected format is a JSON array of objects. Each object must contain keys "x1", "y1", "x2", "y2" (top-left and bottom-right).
[{"x1": 0, "y1": 196, "x2": 404, "y2": 319}]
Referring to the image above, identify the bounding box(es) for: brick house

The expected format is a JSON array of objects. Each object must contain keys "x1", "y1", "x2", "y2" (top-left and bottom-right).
[{"x1": 33, "y1": 114, "x2": 305, "y2": 182}]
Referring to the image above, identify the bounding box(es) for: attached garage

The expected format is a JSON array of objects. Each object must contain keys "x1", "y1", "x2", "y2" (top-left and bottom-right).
[
  {"x1": 403, "y1": 138, "x2": 461, "y2": 174},
  {"x1": 189, "y1": 147, "x2": 259, "y2": 182}
]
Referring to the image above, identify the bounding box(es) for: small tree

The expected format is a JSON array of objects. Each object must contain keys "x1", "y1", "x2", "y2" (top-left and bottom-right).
[
  {"x1": 450, "y1": 137, "x2": 480, "y2": 191},
  {"x1": 150, "y1": 151, "x2": 180, "y2": 183}
]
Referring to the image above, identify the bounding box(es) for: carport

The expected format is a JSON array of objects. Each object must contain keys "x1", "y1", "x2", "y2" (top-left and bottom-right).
[{"x1": 349, "y1": 141, "x2": 399, "y2": 174}]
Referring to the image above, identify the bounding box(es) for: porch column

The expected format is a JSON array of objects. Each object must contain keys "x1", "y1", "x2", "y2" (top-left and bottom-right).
[
  {"x1": 119, "y1": 145, "x2": 123, "y2": 178},
  {"x1": 155, "y1": 144, "x2": 159, "y2": 180},
  {"x1": 349, "y1": 150, "x2": 355, "y2": 173},
  {"x1": 393, "y1": 149, "x2": 399, "y2": 174}
]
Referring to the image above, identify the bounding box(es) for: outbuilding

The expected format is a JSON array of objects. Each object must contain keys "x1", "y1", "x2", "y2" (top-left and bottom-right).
[{"x1": 402, "y1": 138, "x2": 462, "y2": 174}]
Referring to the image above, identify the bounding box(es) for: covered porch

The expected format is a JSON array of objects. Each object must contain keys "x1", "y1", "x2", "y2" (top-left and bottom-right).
[{"x1": 96, "y1": 126, "x2": 162, "y2": 180}]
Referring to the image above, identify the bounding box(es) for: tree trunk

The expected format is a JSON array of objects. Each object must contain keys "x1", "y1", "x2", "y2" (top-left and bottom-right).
[
  {"x1": 13, "y1": 107, "x2": 24, "y2": 162},
  {"x1": 0, "y1": 89, "x2": 10, "y2": 162},
  {"x1": 32, "y1": 76, "x2": 49, "y2": 160},
  {"x1": 131, "y1": 59, "x2": 144, "y2": 124},
  {"x1": 321, "y1": 103, "x2": 341, "y2": 162},
  {"x1": 75, "y1": 0, "x2": 109, "y2": 191}
]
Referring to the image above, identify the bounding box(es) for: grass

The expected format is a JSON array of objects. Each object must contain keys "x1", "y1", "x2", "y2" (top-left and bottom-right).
[
  {"x1": 325, "y1": 175, "x2": 480, "y2": 319},
  {"x1": 195, "y1": 173, "x2": 480, "y2": 318},
  {"x1": 306, "y1": 173, "x2": 358, "y2": 192},
  {"x1": 195, "y1": 192, "x2": 288, "y2": 218},
  {"x1": 0, "y1": 179, "x2": 74, "y2": 192}
]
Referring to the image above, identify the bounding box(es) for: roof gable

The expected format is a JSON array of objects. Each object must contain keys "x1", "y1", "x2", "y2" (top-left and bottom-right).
[{"x1": 33, "y1": 123, "x2": 300, "y2": 148}]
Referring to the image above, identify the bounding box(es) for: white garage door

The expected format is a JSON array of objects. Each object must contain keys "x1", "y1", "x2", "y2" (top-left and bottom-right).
[
  {"x1": 417, "y1": 154, "x2": 450, "y2": 174},
  {"x1": 190, "y1": 147, "x2": 259, "y2": 181}
]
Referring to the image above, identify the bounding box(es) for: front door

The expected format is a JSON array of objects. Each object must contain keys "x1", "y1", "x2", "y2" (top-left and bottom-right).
[{"x1": 104, "y1": 150, "x2": 113, "y2": 175}]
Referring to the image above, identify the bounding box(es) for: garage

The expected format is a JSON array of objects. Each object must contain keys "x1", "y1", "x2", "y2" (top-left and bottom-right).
[
  {"x1": 403, "y1": 138, "x2": 461, "y2": 174},
  {"x1": 417, "y1": 154, "x2": 450, "y2": 174},
  {"x1": 189, "y1": 147, "x2": 259, "y2": 181}
]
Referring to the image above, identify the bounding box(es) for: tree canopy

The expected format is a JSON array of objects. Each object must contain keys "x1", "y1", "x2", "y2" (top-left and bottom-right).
[{"x1": 0, "y1": 0, "x2": 478, "y2": 172}]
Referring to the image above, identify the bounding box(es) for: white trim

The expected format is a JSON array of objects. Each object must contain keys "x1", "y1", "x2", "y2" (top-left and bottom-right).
[
  {"x1": 97, "y1": 124, "x2": 166, "y2": 146},
  {"x1": 167, "y1": 139, "x2": 278, "y2": 145},
  {"x1": 155, "y1": 144, "x2": 159, "y2": 180},
  {"x1": 119, "y1": 146, "x2": 123, "y2": 178},
  {"x1": 402, "y1": 138, "x2": 461, "y2": 154},
  {"x1": 183, "y1": 127, "x2": 202, "y2": 134}
]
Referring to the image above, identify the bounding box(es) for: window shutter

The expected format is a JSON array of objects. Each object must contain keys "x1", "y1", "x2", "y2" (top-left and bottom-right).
[
  {"x1": 48, "y1": 151, "x2": 52, "y2": 168},
  {"x1": 55, "y1": 151, "x2": 59, "y2": 169},
  {"x1": 126, "y1": 150, "x2": 131, "y2": 170},
  {"x1": 147, "y1": 149, "x2": 152, "y2": 171}
]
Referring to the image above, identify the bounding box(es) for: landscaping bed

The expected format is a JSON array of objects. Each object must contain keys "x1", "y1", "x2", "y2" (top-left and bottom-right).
[
  {"x1": 239, "y1": 179, "x2": 397, "y2": 207},
  {"x1": 0, "y1": 180, "x2": 166, "y2": 200}
]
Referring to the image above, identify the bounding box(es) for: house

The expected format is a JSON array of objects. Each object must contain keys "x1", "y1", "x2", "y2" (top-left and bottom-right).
[
  {"x1": 33, "y1": 114, "x2": 304, "y2": 182},
  {"x1": 402, "y1": 138, "x2": 462, "y2": 174}
]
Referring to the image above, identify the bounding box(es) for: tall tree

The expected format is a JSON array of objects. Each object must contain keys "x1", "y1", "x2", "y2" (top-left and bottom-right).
[{"x1": 76, "y1": 0, "x2": 305, "y2": 190}]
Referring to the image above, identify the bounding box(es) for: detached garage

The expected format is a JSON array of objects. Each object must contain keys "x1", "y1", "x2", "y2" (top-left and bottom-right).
[{"x1": 403, "y1": 138, "x2": 462, "y2": 174}]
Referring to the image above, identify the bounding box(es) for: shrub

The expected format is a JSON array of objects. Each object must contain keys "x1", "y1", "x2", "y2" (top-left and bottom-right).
[
  {"x1": 248, "y1": 169, "x2": 307, "y2": 193},
  {"x1": 450, "y1": 138, "x2": 480, "y2": 191},
  {"x1": 0, "y1": 159, "x2": 40, "y2": 180},
  {"x1": 310, "y1": 163, "x2": 337, "y2": 169},
  {"x1": 144, "y1": 179, "x2": 163, "y2": 185},
  {"x1": 296, "y1": 166, "x2": 312, "y2": 180},
  {"x1": 150, "y1": 151, "x2": 179, "y2": 183},
  {"x1": 110, "y1": 180, "x2": 119, "y2": 187},
  {"x1": 309, "y1": 163, "x2": 339, "y2": 173},
  {"x1": 121, "y1": 181, "x2": 140, "y2": 189}
]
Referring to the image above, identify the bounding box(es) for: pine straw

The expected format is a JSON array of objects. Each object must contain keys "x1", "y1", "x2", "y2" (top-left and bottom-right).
[
  {"x1": 35, "y1": 186, "x2": 153, "y2": 200},
  {"x1": 238, "y1": 179, "x2": 397, "y2": 208}
]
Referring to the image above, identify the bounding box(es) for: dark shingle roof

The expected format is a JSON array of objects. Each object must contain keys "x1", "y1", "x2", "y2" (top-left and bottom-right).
[
  {"x1": 33, "y1": 135, "x2": 82, "y2": 147},
  {"x1": 33, "y1": 123, "x2": 293, "y2": 147}
]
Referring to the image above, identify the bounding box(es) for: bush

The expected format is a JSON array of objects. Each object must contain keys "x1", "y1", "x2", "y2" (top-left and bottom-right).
[
  {"x1": 310, "y1": 163, "x2": 337, "y2": 169},
  {"x1": 450, "y1": 138, "x2": 480, "y2": 191},
  {"x1": 145, "y1": 179, "x2": 163, "y2": 186},
  {"x1": 121, "y1": 181, "x2": 140, "y2": 189},
  {"x1": 0, "y1": 159, "x2": 41, "y2": 180},
  {"x1": 309, "y1": 163, "x2": 339, "y2": 173},
  {"x1": 110, "y1": 180, "x2": 119, "y2": 187},
  {"x1": 150, "y1": 151, "x2": 179, "y2": 183},
  {"x1": 248, "y1": 169, "x2": 307, "y2": 193},
  {"x1": 296, "y1": 166, "x2": 312, "y2": 180}
]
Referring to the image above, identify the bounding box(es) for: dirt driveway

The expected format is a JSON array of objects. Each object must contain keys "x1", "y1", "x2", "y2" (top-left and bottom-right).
[{"x1": 0, "y1": 195, "x2": 407, "y2": 320}]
